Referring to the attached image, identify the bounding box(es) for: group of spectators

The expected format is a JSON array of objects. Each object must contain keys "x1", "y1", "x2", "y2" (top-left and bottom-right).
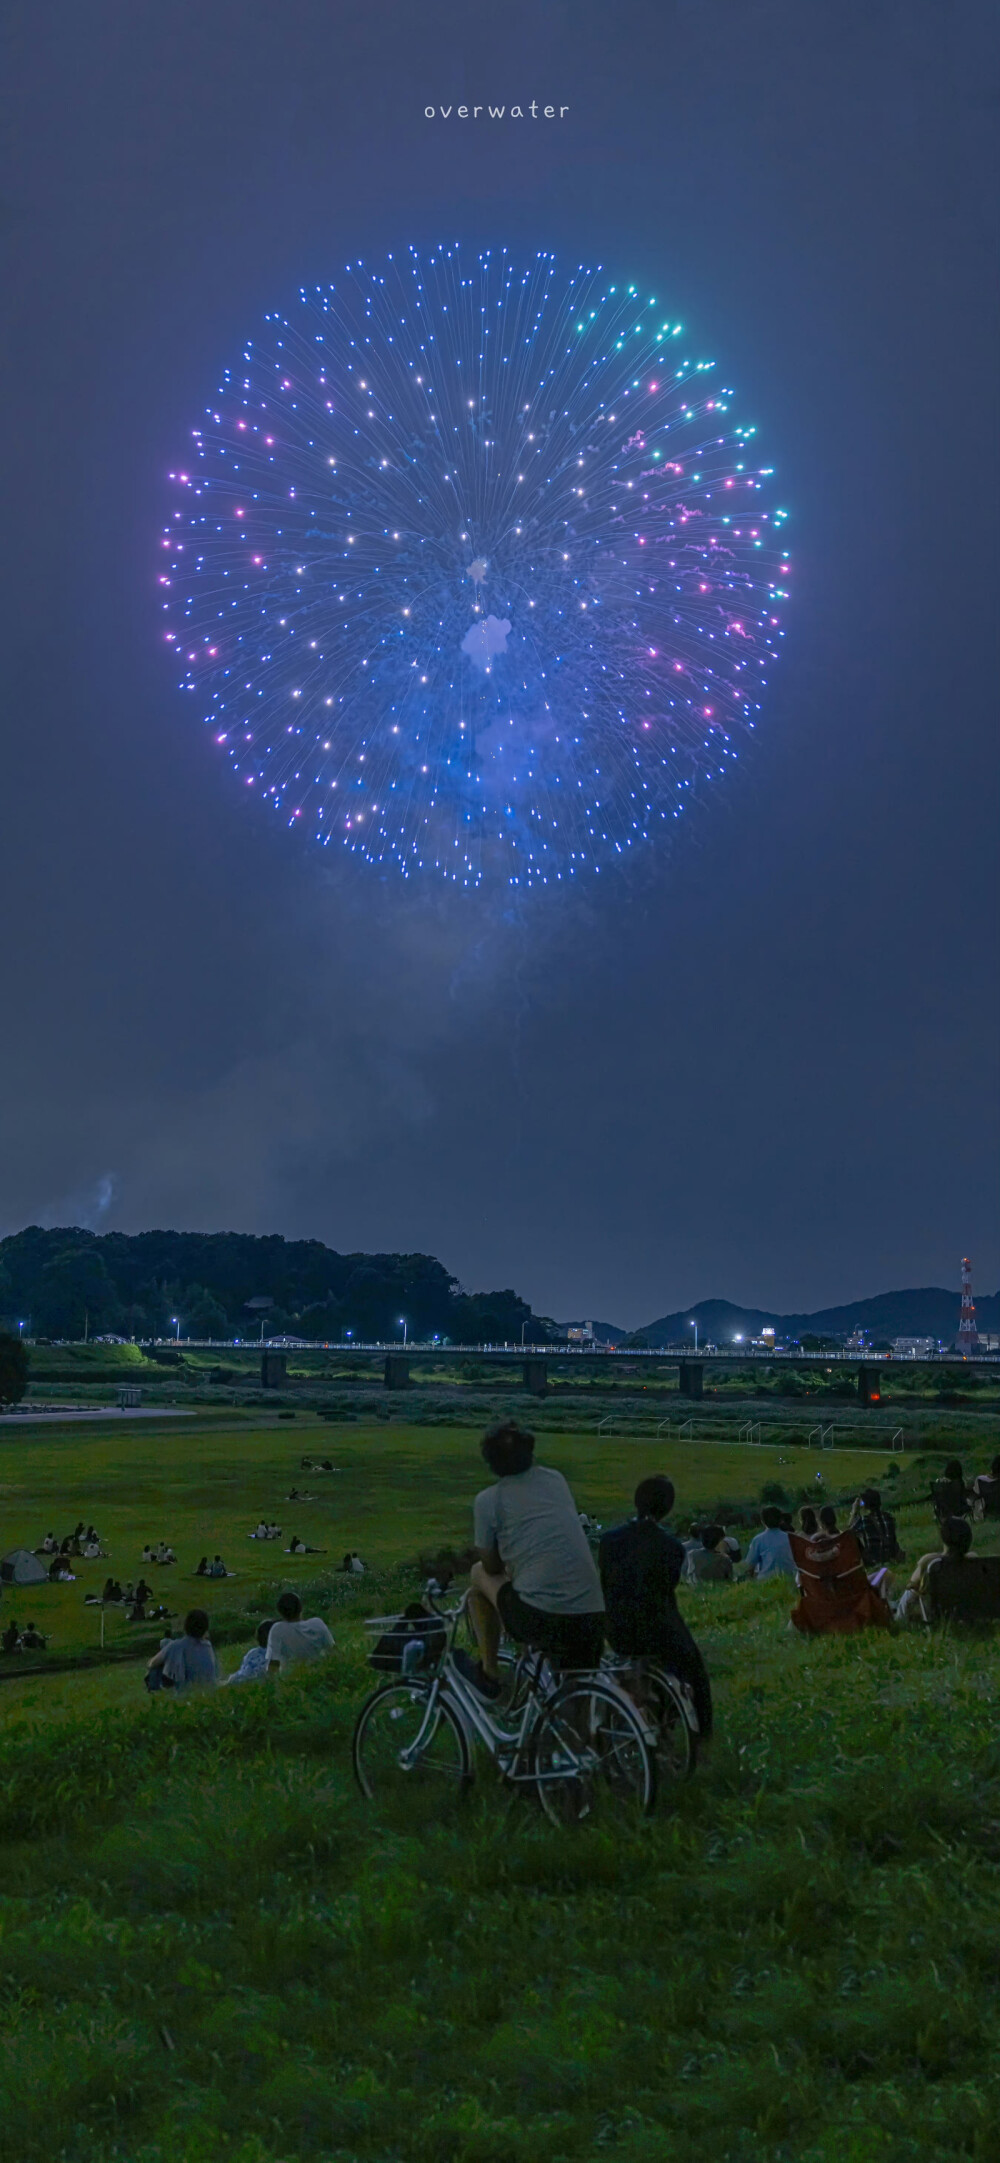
[
  {"x1": 140, "y1": 1542, "x2": 177, "y2": 1566},
  {"x1": 1, "y1": 1618, "x2": 47, "y2": 1654},
  {"x1": 195, "y1": 1554, "x2": 231, "y2": 1578},
  {"x1": 38, "y1": 1523, "x2": 105, "y2": 1560},
  {"x1": 91, "y1": 1575, "x2": 170, "y2": 1622},
  {"x1": 36, "y1": 1523, "x2": 105, "y2": 1578},
  {"x1": 145, "y1": 1589, "x2": 335, "y2": 1694},
  {"x1": 105, "y1": 1434, "x2": 1000, "y2": 1724}
]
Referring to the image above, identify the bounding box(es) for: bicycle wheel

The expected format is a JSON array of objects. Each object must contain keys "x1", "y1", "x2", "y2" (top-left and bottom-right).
[
  {"x1": 642, "y1": 1666, "x2": 698, "y2": 1781},
  {"x1": 352, "y1": 1680, "x2": 472, "y2": 1804},
  {"x1": 530, "y1": 1677, "x2": 656, "y2": 1827}
]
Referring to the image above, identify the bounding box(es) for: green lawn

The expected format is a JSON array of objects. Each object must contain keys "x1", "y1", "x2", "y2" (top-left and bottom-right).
[
  {"x1": 0, "y1": 1416, "x2": 916, "y2": 1664},
  {"x1": 2, "y1": 1418, "x2": 1000, "y2": 2161}
]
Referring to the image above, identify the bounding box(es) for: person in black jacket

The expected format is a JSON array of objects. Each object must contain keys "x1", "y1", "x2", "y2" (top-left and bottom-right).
[{"x1": 599, "y1": 1476, "x2": 713, "y2": 1740}]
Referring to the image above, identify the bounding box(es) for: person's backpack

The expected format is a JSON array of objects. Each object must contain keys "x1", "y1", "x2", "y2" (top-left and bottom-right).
[{"x1": 368, "y1": 1603, "x2": 446, "y2": 1675}]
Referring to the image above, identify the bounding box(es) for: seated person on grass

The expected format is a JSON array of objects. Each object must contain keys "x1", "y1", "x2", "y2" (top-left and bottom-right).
[
  {"x1": 818, "y1": 1506, "x2": 839, "y2": 1535},
  {"x1": 460, "y1": 1420, "x2": 605, "y2": 1701},
  {"x1": 685, "y1": 1525, "x2": 734, "y2": 1586},
  {"x1": 287, "y1": 1535, "x2": 325, "y2": 1556},
  {"x1": 146, "y1": 1609, "x2": 218, "y2": 1693},
  {"x1": 266, "y1": 1590, "x2": 335, "y2": 1676},
  {"x1": 48, "y1": 1555, "x2": 74, "y2": 1581},
  {"x1": 224, "y1": 1620, "x2": 274, "y2": 1685},
  {"x1": 195, "y1": 1556, "x2": 209, "y2": 1576},
  {"x1": 931, "y1": 1461, "x2": 972, "y2": 1526},
  {"x1": 973, "y1": 1457, "x2": 1000, "y2": 1519},
  {"x1": 599, "y1": 1475, "x2": 713, "y2": 1741},
  {"x1": 848, "y1": 1488, "x2": 904, "y2": 1570},
  {"x1": 895, "y1": 1518, "x2": 976, "y2": 1625},
  {"x1": 207, "y1": 1555, "x2": 230, "y2": 1577},
  {"x1": 1, "y1": 1620, "x2": 22, "y2": 1655},
  {"x1": 21, "y1": 1622, "x2": 47, "y2": 1650},
  {"x1": 741, "y1": 1505, "x2": 796, "y2": 1581},
  {"x1": 39, "y1": 1532, "x2": 57, "y2": 1554}
]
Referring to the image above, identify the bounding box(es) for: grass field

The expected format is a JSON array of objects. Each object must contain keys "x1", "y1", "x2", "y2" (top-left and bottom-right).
[
  {"x1": 0, "y1": 1416, "x2": 922, "y2": 1665},
  {"x1": 3, "y1": 1416, "x2": 1000, "y2": 2162}
]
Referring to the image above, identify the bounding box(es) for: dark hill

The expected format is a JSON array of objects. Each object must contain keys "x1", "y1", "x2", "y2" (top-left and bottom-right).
[{"x1": 638, "y1": 1287, "x2": 1000, "y2": 1346}]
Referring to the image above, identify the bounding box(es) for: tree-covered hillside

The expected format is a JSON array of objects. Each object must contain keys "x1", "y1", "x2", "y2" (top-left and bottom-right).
[{"x1": 0, "y1": 1226, "x2": 550, "y2": 1344}]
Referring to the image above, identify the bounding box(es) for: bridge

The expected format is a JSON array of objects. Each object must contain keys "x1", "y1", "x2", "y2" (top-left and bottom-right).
[{"x1": 248, "y1": 1341, "x2": 999, "y2": 1403}]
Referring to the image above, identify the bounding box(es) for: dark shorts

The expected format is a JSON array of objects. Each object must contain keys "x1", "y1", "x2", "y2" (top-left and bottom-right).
[{"x1": 496, "y1": 1583, "x2": 605, "y2": 1669}]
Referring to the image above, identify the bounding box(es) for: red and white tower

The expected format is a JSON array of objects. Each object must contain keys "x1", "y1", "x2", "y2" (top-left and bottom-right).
[{"x1": 957, "y1": 1256, "x2": 979, "y2": 1355}]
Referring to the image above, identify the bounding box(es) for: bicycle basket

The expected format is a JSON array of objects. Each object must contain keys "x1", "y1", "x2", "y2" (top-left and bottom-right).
[{"x1": 364, "y1": 1604, "x2": 447, "y2": 1675}]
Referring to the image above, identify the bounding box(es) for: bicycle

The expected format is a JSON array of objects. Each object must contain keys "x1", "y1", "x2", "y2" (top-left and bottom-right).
[
  {"x1": 601, "y1": 1653, "x2": 700, "y2": 1782},
  {"x1": 352, "y1": 1581, "x2": 657, "y2": 1825}
]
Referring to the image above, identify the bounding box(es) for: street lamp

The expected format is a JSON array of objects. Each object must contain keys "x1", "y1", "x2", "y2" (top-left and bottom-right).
[
  {"x1": 689, "y1": 1320, "x2": 699, "y2": 1352},
  {"x1": 521, "y1": 1321, "x2": 529, "y2": 1346},
  {"x1": 171, "y1": 1316, "x2": 180, "y2": 1342},
  {"x1": 733, "y1": 1334, "x2": 743, "y2": 1345},
  {"x1": 398, "y1": 1317, "x2": 408, "y2": 1345}
]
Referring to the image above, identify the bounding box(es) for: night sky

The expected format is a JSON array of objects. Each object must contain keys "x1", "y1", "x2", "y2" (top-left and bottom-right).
[{"x1": 2, "y1": 0, "x2": 997, "y2": 1326}]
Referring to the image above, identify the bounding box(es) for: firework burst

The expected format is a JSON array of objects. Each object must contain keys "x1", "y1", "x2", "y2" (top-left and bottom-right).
[{"x1": 162, "y1": 246, "x2": 790, "y2": 886}]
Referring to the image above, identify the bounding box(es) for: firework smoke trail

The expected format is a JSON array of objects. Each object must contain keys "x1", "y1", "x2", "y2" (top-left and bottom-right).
[{"x1": 162, "y1": 246, "x2": 791, "y2": 888}]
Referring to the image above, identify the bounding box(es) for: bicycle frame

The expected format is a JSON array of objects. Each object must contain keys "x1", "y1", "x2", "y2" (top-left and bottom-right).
[{"x1": 405, "y1": 1592, "x2": 630, "y2": 1784}]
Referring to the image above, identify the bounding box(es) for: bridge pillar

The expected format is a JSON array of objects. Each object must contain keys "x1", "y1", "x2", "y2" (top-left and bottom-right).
[
  {"x1": 857, "y1": 1365, "x2": 881, "y2": 1406},
  {"x1": 261, "y1": 1351, "x2": 287, "y2": 1390},
  {"x1": 678, "y1": 1361, "x2": 704, "y2": 1400},
  {"x1": 523, "y1": 1357, "x2": 549, "y2": 1396},
  {"x1": 384, "y1": 1354, "x2": 410, "y2": 1390}
]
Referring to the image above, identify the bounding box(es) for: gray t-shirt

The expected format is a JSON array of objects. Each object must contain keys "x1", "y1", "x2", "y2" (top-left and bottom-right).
[
  {"x1": 473, "y1": 1465, "x2": 604, "y2": 1615},
  {"x1": 265, "y1": 1616, "x2": 335, "y2": 1673},
  {"x1": 160, "y1": 1634, "x2": 218, "y2": 1691}
]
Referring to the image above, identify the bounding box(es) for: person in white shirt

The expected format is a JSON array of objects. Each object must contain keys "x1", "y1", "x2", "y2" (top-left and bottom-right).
[
  {"x1": 461, "y1": 1420, "x2": 605, "y2": 1699},
  {"x1": 741, "y1": 1506, "x2": 796, "y2": 1581},
  {"x1": 266, "y1": 1590, "x2": 335, "y2": 1676}
]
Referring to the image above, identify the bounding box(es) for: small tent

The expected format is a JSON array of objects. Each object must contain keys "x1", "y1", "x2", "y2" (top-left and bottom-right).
[{"x1": 1, "y1": 1549, "x2": 48, "y2": 1586}]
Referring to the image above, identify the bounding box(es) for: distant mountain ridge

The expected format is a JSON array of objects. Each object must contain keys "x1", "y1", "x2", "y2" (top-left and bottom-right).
[{"x1": 636, "y1": 1287, "x2": 1000, "y2": 1347}]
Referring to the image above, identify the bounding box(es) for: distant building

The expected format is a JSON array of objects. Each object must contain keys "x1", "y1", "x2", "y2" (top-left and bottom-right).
[
  {"x1": 567, "y1": 1321, "x2": 597, "y2": 1344},
  {"x1": 892, "y1": 1336, "x2": 938, "y2": 1358}
]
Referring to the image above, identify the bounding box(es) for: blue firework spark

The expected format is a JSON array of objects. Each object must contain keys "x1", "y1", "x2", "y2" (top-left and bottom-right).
[{"x1": 161, "y1": 246, "x2": 790, "y2": 886}]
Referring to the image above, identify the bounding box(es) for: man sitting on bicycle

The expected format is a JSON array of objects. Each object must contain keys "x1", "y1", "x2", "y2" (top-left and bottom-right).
[
  {"x1": 599, "y1": 1475, "x2": 713, "y2": 1741},
  {"x1": 459, "y1": 1420, "x2": 605, "y2": 1699}
]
